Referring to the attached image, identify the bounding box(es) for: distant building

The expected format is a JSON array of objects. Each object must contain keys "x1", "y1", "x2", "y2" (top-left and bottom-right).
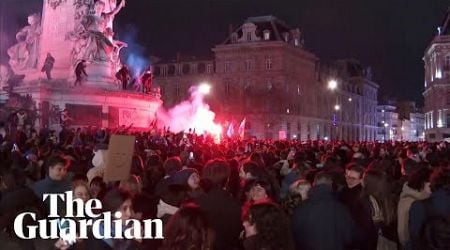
[
  {"x1": 376, "y1": 102, "x2": 424, "y2": 141},
  {"x1": 377, "y1": 105, "x2": 399, "y2": 141},
  {"x1": 154, "y1": 16, "x2": 379, "y2": 140},
  {"x1": 423, "y1": 10, "x2": 450, "y2": 141}
]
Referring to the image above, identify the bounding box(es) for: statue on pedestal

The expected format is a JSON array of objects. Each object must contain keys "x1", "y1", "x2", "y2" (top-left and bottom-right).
[
  {"x1": 7, "y1": 13, "x2": 42, "y2": 72},
  {"x1": 68, "y1": 0, "x2": 126, "y2": 65}
]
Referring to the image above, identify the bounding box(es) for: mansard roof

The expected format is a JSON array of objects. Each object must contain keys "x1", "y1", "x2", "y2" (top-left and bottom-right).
[{"x1": 221, "y1": 15, "x2": 304, "y2": 46}]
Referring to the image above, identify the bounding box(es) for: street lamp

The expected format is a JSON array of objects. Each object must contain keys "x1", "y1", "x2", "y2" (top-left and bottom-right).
[
  {"x1": 328, "y1": 80, "x2": 337, "y2": 90},
  {"x1": 384, "y1": 123, "x2": 389, "y2": 141},
  {"x1": 334, "y1": 104, "x2": 340, "y2": 111},
  {"x1": 199, "y1": 82, "x2": 211, "y2": 95}
]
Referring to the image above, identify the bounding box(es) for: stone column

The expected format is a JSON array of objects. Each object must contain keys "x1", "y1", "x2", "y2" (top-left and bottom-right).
[{"x1": 39, "y1": 0, "x2": 76, "y2": 79}]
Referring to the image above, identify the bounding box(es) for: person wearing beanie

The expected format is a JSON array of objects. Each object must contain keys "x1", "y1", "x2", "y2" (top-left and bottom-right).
[
  {"x1": 170, "y1": 168, "x2": 203, "y2": 198},
  {"x1": 171, "y1": 168, "x2": 199, "y2": 188}
]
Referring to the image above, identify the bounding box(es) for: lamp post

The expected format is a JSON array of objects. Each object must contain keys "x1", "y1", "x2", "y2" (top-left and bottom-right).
[
  {"x1": 328, "y1": 79, "x2": 340, "y2": 140},
  {"x1": 384, "y1": 123, "x2": 389, "y2": 141}
]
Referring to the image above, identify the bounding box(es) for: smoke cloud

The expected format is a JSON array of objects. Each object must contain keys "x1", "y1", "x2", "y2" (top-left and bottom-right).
[
  {"x1": 119, "y1": 25, "x2": 150, "y2": 78},
  {"x1": 157, "y1": 85, "x2": 222, "y2": 136}
]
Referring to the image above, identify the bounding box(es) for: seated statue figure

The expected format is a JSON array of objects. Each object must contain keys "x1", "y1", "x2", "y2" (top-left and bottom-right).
[
  {"x1": 74, "y1": 0, "x2": 126, "y2": 63},
  {"x1": 7, "y1": 14, "x2": 41, "y2": 72}
]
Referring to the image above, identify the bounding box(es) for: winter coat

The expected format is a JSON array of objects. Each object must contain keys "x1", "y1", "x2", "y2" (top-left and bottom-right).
[
  {"x1": 397, "y1": 182, "x2": 430, "y2": 246},
  {"x1": 408, "y1": 190, "x2": 450, "y2": 249},
  {"x1": 292, "y1": 184, "x2": 355, "y2": 250},
  {"x1": 195, "y1": 188, "x2": 242, "y2": 250},
  {"x1": 340, "y1": 184, "x2": 377, "y2": 250}
]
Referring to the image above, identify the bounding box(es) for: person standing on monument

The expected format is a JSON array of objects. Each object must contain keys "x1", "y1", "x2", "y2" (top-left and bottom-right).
[
  {"x1": 141, "y1": 67, "x2": 152, "y2": 93},
  {"x1": 74, "y1": 60, "x2": 88, "y2": 87},
  {"x1": 41, "y1": 53, "x2": 55, "y2": 80},
  {"x1": 117, "y1": 65, "x2": 130, "y2": 90}
]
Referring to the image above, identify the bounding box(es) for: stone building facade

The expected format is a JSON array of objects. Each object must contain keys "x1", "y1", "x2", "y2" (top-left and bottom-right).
[
  {"x1": 376, "y1": 103, "x2": 425, "y2": 141},
  {"x1": 423, "y1": 11, "x2": 450, "y2": 141},
  {"x1": 153, "y1": 16, "x2": 379, "y2": 140}
]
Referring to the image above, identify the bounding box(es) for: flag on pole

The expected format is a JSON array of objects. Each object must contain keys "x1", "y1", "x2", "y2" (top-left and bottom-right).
[
  {"x1": 238, "y1": 117, "x2": 246, "y2": 139},
  {"x1": 226, "y1": 121, "x2": 234, "y2": 138}
]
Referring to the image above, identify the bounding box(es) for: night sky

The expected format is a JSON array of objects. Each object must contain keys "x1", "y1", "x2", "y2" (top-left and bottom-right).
[{"x1": 2, "y1": 0, "x2": 450, "y2": 104}]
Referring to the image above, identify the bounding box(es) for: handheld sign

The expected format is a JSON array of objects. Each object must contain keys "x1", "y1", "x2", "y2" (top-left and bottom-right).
[{"x1": 104, "y1": 135, "x2": 135, "y2": 182}]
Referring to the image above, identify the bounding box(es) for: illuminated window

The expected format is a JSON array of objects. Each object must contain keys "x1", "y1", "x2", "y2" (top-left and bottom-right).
[{"x1": 207, "y1": 64, "x2": 213, "y2": 74}]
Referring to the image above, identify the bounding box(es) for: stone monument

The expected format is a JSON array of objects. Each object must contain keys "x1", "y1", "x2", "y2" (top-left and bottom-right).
[{"x1": 0, "y1": 0, "x2": 161, "y2": 130}]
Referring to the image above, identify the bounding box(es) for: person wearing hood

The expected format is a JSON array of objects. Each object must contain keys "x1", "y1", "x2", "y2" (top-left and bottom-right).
[
  {"x1": 86, "y1": 147, "x2": 108, "y2": 184},
  {"x1": 170, "y1": 167, "x2": 202, "y2": 198},
  {"x1": 397, "y1": 167, "x2": 432, "y2": 247}
]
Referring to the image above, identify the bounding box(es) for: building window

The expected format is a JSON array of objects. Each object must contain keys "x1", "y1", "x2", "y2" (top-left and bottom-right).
[
  {"x1": 297, "y1": 84, "x2": 300, "y2": 96},
  {"x1": 244, "y1": 79, "x2": 251, "y2": 92},
  {"x1": 263, "y1": 30, "x2": 270, "y2": 40},
  {"x1": 168, "y1": 65, "x2": 176, "y2": 76},
  {"x1": 447, "y1": 114, "x2": 450, "y2": 128},
  {"x1": 175, "y1": 83, "x2": 180, "y2": 97},
  {"x1": 447, "y1": 92, "x2": 450, "y2": 105},
  {"x1": 266, "y1": 58, "x2": 272, "y2": 70},
  {"x1": 182, "y1": 64, "x2": 190, "y2": 75},
  {"x1": 224, "y1": 61, "x2": 231, "y2": 73},
  {"x1": 231, "y1": 33, "x2": 238, "y2": 43},
  {"x1": 207, "y1": 64, "x2": 213, "y2": 74},
  {"x1": 162, "y1": 66, "x2": 168, "y2": 76},
  {"x1": 246, "y1": 32, "x2": 252, "y2": 41},
  {"x1": 197, "y1": 63, "x2": 206, "y2": 73},
  {"x1": 444, "y1": 56, "x2": 450, "y2": 71},
  {"x1": 224, "y1": 79, "x2": 231, "y2": 95},
  {"x1": 245, "y1": 59, "x2": 253, "y2": 71},
  {"x1": 267, "y1": 79, "x2": 273, "y2": 91}
]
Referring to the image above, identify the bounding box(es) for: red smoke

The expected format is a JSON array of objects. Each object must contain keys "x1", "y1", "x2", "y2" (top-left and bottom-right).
[{"x1": 156, "y1": 85, "x2": 222, "y2": 137}]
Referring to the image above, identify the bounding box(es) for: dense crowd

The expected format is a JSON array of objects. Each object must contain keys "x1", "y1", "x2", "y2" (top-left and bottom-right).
[{"x1": 0, "y1": 123, "x2": 449, "y2": 250}]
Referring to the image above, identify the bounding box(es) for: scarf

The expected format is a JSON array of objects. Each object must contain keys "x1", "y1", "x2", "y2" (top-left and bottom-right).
[{"x1": 156, "y1": 199, "x2": 179, "y2": 218}]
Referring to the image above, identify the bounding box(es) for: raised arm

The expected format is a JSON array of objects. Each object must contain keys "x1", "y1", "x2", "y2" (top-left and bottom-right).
[{"x1": 105, "y1": 0, "x2": 126, "y2": 18}]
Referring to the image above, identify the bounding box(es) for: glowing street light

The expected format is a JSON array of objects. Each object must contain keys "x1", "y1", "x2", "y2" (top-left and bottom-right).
[
  {"x1": 334, "y1": 104, "x2": 340, "y2": 111},
  {"x1": 328, "y1": 80, "x2": 337, "y2": 90},
  {"x1": 199, "y1": 82, "x2": 211, "y2": 95},
  {"x1": 348, "y1": 97, "x2": 352, "y2": 102},
  {"x1": 384, "y1": 123, "x2": 389, "y2": 127}
]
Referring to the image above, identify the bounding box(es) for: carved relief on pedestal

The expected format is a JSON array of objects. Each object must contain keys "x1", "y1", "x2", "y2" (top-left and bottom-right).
[
  {"x1": 48, "y1": 0, "x2": 68, "y2": 10},
  {"x1": 66, "y1": 0, "x2": 127, "y2": 67}
]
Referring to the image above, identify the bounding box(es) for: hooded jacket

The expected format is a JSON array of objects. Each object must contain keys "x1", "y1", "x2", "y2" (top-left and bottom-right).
[{"x1": 397, "y1": 182, "x2": 430, "y2": 246}]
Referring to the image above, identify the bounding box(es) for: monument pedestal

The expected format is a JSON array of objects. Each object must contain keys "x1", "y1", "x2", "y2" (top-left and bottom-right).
[{"x1": 0, "y1": 79, "x2": 162, "y2": 130}]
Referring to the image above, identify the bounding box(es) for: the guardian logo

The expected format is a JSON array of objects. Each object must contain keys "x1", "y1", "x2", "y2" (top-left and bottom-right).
[{"x1": 13, "y1": 191, "x2": 163, "y2": 242}]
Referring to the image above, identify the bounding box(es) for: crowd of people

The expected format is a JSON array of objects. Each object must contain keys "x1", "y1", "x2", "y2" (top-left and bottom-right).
[{"x1": 0, "y1": 122, "x2": 449, "y2": 250}]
